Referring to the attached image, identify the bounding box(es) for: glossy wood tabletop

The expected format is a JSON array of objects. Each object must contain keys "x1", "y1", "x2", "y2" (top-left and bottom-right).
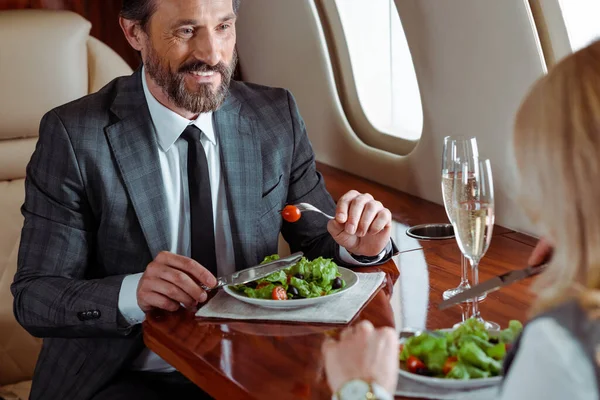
[{"x1": 143, "y1": 163, "x2": 538, "y2": 400}]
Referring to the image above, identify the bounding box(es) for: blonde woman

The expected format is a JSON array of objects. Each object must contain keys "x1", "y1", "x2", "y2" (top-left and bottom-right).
[{"x1": 323, "y1": 40, "x2": 600, "y2": 400}]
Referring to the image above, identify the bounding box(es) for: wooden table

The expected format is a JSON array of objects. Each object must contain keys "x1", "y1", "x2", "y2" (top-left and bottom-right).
[{"x1": 143, "y1": 163, "x2": 538, "y2": 399}]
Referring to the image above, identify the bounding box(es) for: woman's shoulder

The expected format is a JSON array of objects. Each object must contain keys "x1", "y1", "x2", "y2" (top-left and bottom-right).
[
  {"x1": 502, "y1": 316, "x2": 598, "y2": 400},
  {"x1": 521, "y1": 316, "x2": 579, "y2": 353}
]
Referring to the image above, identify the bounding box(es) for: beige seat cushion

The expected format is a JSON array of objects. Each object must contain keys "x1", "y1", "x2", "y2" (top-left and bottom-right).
[
  {"x1": 0, "y1": 380, "x2": 32, "y2": 400},
  {"x1": 0, "y1": 180, "x2": 42, "y2": 386}
]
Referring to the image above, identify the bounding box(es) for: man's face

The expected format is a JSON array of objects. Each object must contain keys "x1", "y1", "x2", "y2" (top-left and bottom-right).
[{"x1": 141, "y1": 0, "x2": 237, "y2": 114}]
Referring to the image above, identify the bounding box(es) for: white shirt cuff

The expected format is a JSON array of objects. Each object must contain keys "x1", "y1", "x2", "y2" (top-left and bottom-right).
[
  {"x1": 118, "y1": 272, "x2": 146, "y2": 326},
  {"x1": 338, "y1": 241, "x2": 392, "y2": 266}
]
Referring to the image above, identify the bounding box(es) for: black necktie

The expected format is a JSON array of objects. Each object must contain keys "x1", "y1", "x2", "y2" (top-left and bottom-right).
[{"x1": 181, "y1": 125, "x2": 217, "y2": 276}]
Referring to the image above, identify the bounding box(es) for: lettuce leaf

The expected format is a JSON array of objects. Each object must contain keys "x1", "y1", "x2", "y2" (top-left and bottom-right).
[
  {"x1": 242, "y1": 284, "x2": 276, "y2": 299},
  {"x1": 486, "y1": 342, "x2": 506, "y2": 360},
  {"x1": 400, "y1": 333, "x2": 448, "y2": 373},
  {"x1": 259, "y1": 270, "x2": 288, "y2": 286},
  {"x1": 499, "y1": 320, "x2": 523, "y2": 343},
  {"x1": 290, "y1": 277, "x2": 323, "y2": 298},
  {"x1": 260, "y1": 254, "x2": 280, "y2": 264},
  {"x1": 448, "y1": 318, "x2": 489, "y2": 343},
  {"x1": 458, "y1": 342, "x2": 502, "y2": 375},
  {"x1": 447, "y1": 362, "x2": 470, "y2": 379}
]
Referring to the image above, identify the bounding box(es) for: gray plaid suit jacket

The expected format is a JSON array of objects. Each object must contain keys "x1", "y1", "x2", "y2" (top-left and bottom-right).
[{"x1": 11, "y1": 68, "x2": 361, "y2": 399}]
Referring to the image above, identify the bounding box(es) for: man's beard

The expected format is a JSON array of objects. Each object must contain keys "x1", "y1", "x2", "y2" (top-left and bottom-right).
[{"x1": 144, "y1": 45, "x2": 238, "y2": 114}]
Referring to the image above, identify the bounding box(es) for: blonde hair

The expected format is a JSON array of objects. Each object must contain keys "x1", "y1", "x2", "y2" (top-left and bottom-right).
[{"x1": 513, "y1": 39, "x2": 600, "y2": 316}]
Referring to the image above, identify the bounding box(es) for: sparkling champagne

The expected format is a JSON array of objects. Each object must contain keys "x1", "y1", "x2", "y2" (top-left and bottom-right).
[
  {"x1": 454, "y1": 201, "x2": 495, "y2": 262},
  {"x1": 442, "y1": 173, "x2": 476, "y2": 223},
  {"x1": 441, "y1": 173, "x2": 455, "y2": 223}
]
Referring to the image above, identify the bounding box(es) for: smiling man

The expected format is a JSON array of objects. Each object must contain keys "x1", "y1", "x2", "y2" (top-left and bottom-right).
[{"x1": 11, "y1": 1, "x2": 395, "y2": 399}]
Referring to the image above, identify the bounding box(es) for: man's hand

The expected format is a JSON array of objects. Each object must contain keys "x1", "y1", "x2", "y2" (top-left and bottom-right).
[
  {"x1": 137, "y1": 252, "x2": 217, "y2": 313},
  {"x1": 322, "y1": 320, "x2": 398, "y2": 395},
  {"x1": 528, "y1": 237, "x2": 553, "y2": 266},
  {"x1": 327, "y1": 191, "x2": 392, "y2": 256}
]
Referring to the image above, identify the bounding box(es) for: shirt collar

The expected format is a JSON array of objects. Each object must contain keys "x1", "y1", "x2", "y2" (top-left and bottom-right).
[{"x1": 141, "y1": 66, "x2": 216, "y2": 152}]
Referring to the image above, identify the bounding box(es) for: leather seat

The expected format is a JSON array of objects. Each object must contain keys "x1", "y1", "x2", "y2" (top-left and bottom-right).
[{"x1": 0, "y1": 10, "x2": 132, "y2": 400}]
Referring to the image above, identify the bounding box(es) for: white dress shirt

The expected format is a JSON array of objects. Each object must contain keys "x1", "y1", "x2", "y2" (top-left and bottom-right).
[{"x1": 118, "y1": 68, "x2": 389, "y2": 372}]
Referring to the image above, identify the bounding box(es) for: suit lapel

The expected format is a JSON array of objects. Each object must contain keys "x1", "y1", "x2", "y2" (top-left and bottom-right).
[
  {"x1": 214, "y1": 97, "x2": 262, "y2": 269},
  {"x1": 105, "y1": 70, "x2": 171, "y2": 259}
]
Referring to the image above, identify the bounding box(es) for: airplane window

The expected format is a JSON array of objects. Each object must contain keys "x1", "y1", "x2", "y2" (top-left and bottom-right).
[
  {"x1": 558, "y1": 0, "x2": 600, "y2": 51},
  {"x1": 333, "y1": 0, "x2": 423, "y2": 142}
]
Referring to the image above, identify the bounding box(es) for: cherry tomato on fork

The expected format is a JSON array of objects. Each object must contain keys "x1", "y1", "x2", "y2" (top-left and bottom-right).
[
  {"x1": 272, "y1": 286, "x2": 288, "y2": 300},
  {"x1": 282, "y1": 205, "x2": 301, "y2": 223}
]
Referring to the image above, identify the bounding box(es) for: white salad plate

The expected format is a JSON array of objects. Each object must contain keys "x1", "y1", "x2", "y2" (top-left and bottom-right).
[
  {"x1": 223, "y1": 267, "x2": 358, "y2": 309},
  {"x1": 398, "y1": 328, "x2": 502, "y2": 389}
]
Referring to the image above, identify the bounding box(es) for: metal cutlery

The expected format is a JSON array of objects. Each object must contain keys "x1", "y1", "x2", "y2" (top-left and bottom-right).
[
  {"x1": 438, "y1": 263, "x2": 547, "y2": 310},
  {"x1": 199, "y1": 252, "x2": 304, "y2": 291},
  {"x1": 294, "y1": 202, "x2": 334, "y2": 220}
]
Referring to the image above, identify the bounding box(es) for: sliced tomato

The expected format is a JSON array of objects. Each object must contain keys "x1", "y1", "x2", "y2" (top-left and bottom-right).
[
  {"x1": 406, "y1": 355, "x2": 426, "y2": 374},
  {"x1": 272, "y1": 286, "x2": 288, "y2": 300},
  {"x1": 256, "y1": 282, "x2": 270, "y2": 289},
  {"x1": 399, "y1": 344, "x2": 404, "y2": 354},
  {"x1": 443, "y1": 356, "x2": 459, "y2": 375},
  {"x1": 282, "y1": 205, "x2": 301, "y2": 223}
]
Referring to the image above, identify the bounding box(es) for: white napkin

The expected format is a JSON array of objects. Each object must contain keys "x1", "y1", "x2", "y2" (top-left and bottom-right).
[
  {"x1": 195, "y1": 272, "x2": 385, "y2": 324},
  {"x1": 395, "y1": 374, "x2": 500, "y2": 400}
]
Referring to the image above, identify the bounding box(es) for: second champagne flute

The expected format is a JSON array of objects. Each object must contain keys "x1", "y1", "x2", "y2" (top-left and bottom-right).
[
  {"x1": 441, "y1": 136, "x2": 482, "y2": 301},
  {"x1": 452, "y1": 158, "x2": 500, "y2": 330}
]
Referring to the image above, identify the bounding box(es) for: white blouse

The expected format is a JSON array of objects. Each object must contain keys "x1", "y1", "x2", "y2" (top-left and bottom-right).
[{"x1": 500, "y1": 317, "x2": 597, "y2": 400}]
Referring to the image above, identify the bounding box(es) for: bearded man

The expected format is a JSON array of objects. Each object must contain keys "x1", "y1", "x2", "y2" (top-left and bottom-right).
[{"x1": 11, "y1": 1, "x2": 395, "y2": 399}]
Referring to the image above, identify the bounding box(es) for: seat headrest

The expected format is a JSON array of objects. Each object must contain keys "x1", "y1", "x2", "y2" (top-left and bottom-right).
[
  {"x1": 0, "y1": 10, "x2": 91, "y2": 142},
  {"x1": 0, "y1": 10, "x2": 133, "y2": 181}
]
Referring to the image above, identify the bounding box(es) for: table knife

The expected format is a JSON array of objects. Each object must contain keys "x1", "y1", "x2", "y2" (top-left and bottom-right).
[
  {"x1": 201, "y1": 251, "x2": 304, "y2": 291},
  {"x1": 438, "y1": 263, "x2": 547, "y2": 310}
]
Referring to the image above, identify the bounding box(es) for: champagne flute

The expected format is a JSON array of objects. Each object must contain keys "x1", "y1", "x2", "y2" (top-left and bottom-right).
[
  {"x1": 452, "y1": 158, "x2": 500, "y2": 330},
  {"x1": 441, "y1": 136, "x2": 483, "y2": 301}
]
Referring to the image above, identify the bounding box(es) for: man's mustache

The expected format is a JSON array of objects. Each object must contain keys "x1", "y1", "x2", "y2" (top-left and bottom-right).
[{"x1": 178, "y1": 60, "x2": 230, "y2": 76}]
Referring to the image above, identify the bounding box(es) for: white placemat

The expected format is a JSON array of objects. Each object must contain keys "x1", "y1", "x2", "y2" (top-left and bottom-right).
[
  {"x1": 195, "y1": 272, "x2": 385, "y2": 324},
  {"x1": 395, "y1": 374, "x2": 500, "y2": 400}
]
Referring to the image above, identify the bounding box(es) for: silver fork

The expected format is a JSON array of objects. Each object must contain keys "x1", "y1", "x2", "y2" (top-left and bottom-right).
[{"x1": 294, "y1": 203, "x2": 335, "y2": 220}]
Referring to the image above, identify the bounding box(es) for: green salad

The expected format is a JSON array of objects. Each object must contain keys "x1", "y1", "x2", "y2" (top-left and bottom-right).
[
  {"x1": 399, "y1": 318, "x2": 523, "y2": 379},
  {"x1": 232, "y1": 254, "x2": 346, "y2": 300}
]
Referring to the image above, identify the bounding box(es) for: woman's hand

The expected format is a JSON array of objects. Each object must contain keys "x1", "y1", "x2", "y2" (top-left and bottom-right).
[
  {"x1": 322, "y1": 320, "x2": 399, "y2": 395},
  {"x1": 528, "y1": 237, "x2": 554, "y2": 266}
]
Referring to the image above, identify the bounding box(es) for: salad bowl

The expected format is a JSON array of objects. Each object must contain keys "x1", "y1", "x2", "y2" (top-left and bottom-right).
[
  {"x1": 224, "y1": 266, "x2": 358, "y2": 309},
  {"x1": 398, "y1": 320, "x2": 523, "y2": 389}
]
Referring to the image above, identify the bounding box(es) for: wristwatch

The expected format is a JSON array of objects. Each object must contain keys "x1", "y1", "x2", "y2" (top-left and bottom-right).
[{"x1": 334, "y1": 380, "x2": 376, "y2": 400}]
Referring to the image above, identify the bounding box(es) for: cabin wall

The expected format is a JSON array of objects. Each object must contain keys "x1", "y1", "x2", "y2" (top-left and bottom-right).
[{"x1": 236, "y1": 0, "x2": 554, "y2": 235}]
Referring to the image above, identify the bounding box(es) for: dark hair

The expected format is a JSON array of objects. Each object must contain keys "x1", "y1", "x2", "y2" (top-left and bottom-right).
[{"x1": 121, "y1": 0, "x2": 241, "y2": 29}]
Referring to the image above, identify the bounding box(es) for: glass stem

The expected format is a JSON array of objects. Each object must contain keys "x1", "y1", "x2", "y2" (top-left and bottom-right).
[
  {"x1": 460, "y1": 303, "x2": 469, "y2": 322},
  {"x1": 460, "y1": 254, "x2": 469, "y2": 285},
  {"x1": 471, "y1": 261, "x2": 481, "y2": 319}
]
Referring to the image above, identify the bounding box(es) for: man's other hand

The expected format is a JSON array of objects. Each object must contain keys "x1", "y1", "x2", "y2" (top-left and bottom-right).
[{"x1": 327, "y1": 190, "x2": 392, "y2": 257}]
